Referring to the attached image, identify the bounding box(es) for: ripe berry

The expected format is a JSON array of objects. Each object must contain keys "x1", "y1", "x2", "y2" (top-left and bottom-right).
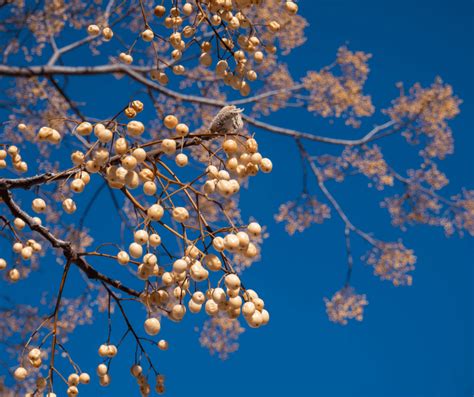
[
  {"x1": 172, "y1": 207, "x2": 189, "y2": 223},
  {"x1": 102, "y1": 27, "x2": 114, "y2": 41},
  {"x1": 32, "y1": 198, "x2": 46, "y2": 213},
  {"x1": 87, "y1": 24, "x2": 100, "y2": 36},
  {"x1": 13, "y1": 367, "x2": 28, "y2": 381},
  {"x1": 127, "y1": 121, "x2": 145, "y2": 136},
  {"x1": 144, "y1": 318, "x2": 161, "y2": 335},
  {"x1": 164, "y1": 115, "x2": 178, "y2": 129},
  {"x1": 175, "y1": 123, "x2": 189, "y2": 137},
  {"x1": 157, "y1": 339, "x2": 169, "y2": 350},
  {"x1": 142, "y1": 29, "x2": 154, "y2": 42},
  {"x1": 175, "y1": 153, "x2": 188, "y2": 167},
  {"x1": 161, "y1": 139, "x2": 177, "y2": 155},
  {"x1": 62, "y1": 198, "x2": 77, "y2": 214}
]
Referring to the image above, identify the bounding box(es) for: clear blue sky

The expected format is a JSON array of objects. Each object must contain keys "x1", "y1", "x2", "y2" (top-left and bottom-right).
[{"x1": 3, "y1": 1, "x2": 473, "y2": 396}]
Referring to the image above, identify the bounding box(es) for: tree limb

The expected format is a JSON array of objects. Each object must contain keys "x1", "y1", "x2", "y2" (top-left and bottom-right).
[
  {"x1": 0, "y1": 188, "x2": 141, "y2": 297},
  {"x1": 0, "y1": 63, "x2": 399, "y2": 145}
]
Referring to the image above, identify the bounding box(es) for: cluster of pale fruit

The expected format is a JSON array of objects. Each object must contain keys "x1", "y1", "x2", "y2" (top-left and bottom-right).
[
  {"x1": 0, "y1": 143, "x2": 28, "y2": 172},
  {"x1": 85, "y1": 0, "x2": 299, "y2": 96},
  {"x1": 5, "y1": 96, "x2": 272, "y2": 395},
  {"x1": 13, "y1": 352, "x2": 91, "y2": 397}
]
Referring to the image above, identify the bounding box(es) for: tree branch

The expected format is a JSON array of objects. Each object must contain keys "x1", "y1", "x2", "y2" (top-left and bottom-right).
[
  {"x1": 0, "y1": 188, "x2": 140, "y2": 297},
  {"x1": 296, "y1": 140, "x2": 379, "y2": 246},
  {"x1": 0, "y1": 63, "x2": 399, "y2": 145},
  {"x1": 0, "y1": 169, "x2": 78, "y2": 190}
]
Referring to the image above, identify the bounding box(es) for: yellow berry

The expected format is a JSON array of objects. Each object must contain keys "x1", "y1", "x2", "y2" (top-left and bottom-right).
[
  {"x1": 144, "y1": 318, "x2": 161, "y2": 335},
  {"x1": 142, "y1": 29, "x2": 154, "y2": 42},
  {"x1": 102, "y1": 27, "x2": 114, "y2": 41},
  {"x1": 87, "y1": 24, "x2": 100, "y2": 36},
  {"x1": 164, "y1": 115, "x2": 179, "y2": 129},
  {"x1": 157, "y1": 339, "x2": 169, "y2": 350},
  {"x1": 175, "y1": 123, "x2": 189, "y2": 137},
  {"x1": 175, "y1": 153, "x2": 188, "y2": 167},
  {"x1": 13, "y1": 366, "x2": 28, "y2": 381},
  {"x1": 154, "y1": 5, "x2": 166, "y2": 17}
]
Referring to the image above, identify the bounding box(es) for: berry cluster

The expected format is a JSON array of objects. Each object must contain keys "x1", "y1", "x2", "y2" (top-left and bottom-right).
[
  {"x1": 5, "y1": 98, "x2": 272, "y2": 395},
  {"x1": 86, "y1": 1, "x2": 300, "y2": 95}
]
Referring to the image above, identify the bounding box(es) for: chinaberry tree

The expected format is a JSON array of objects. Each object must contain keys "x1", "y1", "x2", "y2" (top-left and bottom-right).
[{"x1": 0, "y1": 0, "x2": 471, "y2": 396}]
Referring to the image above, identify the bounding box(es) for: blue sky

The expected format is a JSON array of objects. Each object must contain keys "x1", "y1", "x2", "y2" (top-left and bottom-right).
[{"x1": 2, "y1": 1, "x2": 473, "y2": 396}]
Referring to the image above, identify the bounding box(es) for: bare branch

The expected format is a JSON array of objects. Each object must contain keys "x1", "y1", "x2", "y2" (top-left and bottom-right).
[
  {"x1": 0, "y1": 64, "x2": 398, "y2": 145},
  {"x1": 0, "y1": 188, "x2": 141, "y2": 297}
]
